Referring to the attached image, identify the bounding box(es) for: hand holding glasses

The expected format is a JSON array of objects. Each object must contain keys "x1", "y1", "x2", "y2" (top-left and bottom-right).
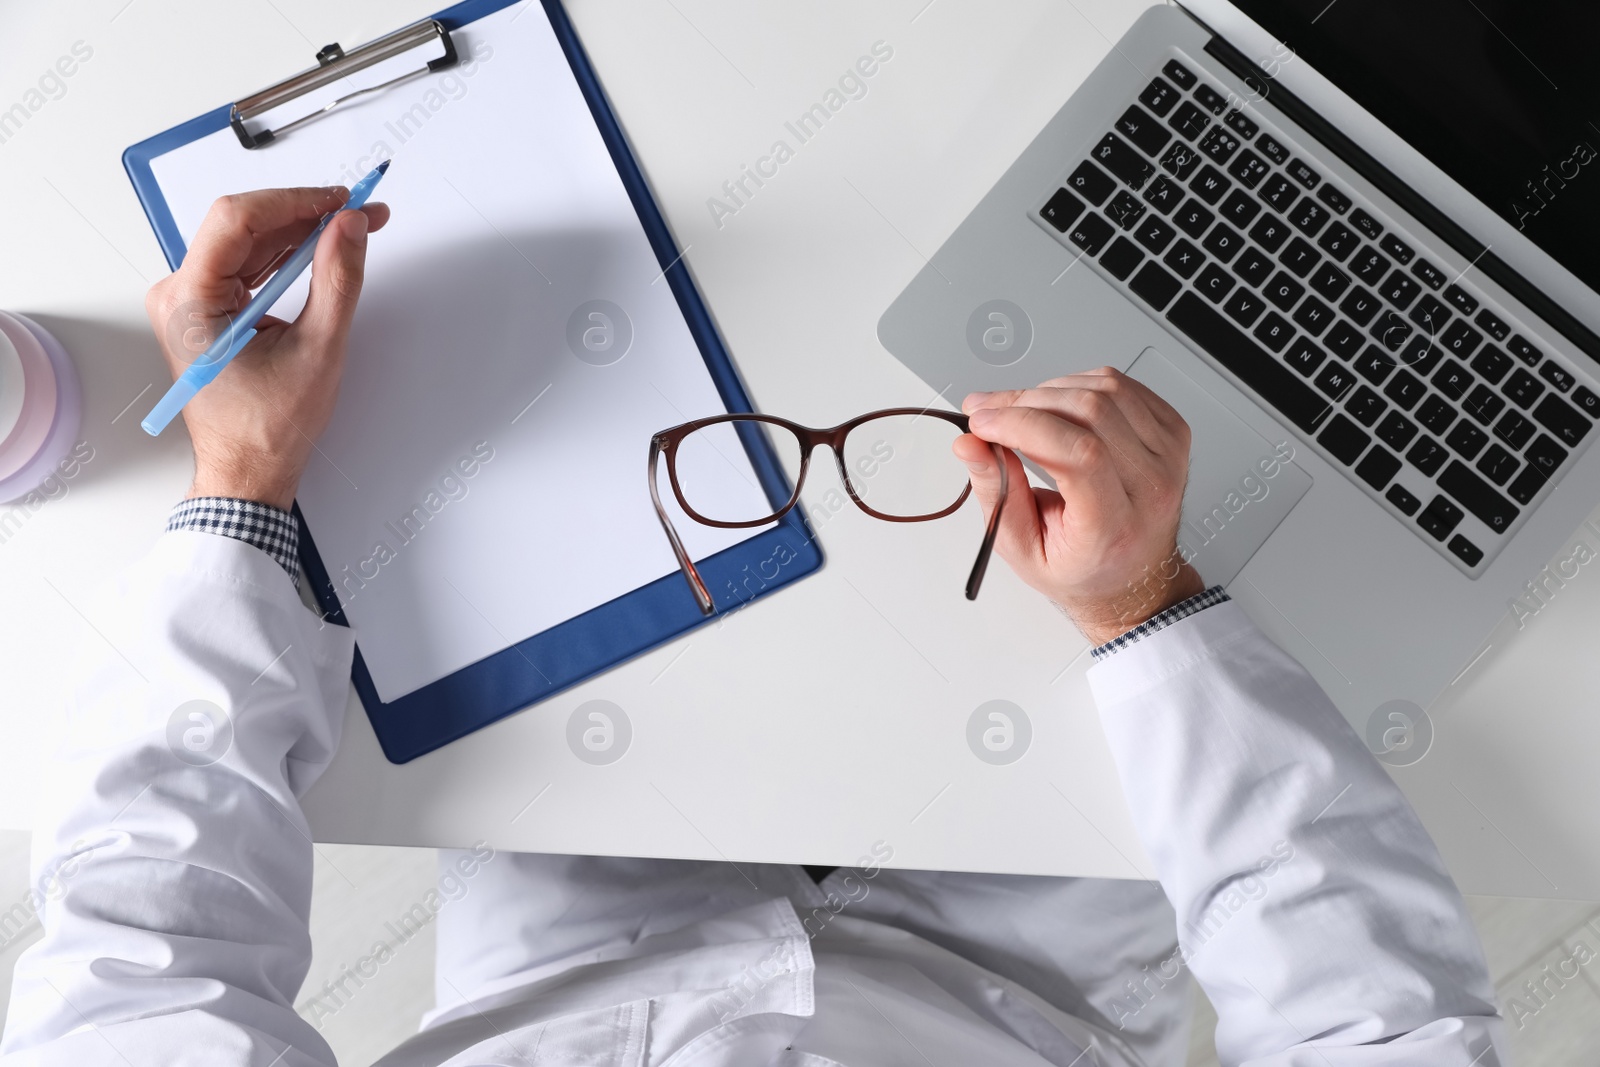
[{"x1": 649, "y1": 409, "x2": 1007, "y2": 615}]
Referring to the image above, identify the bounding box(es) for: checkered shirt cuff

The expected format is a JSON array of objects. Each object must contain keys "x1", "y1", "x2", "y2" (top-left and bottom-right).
[
  {"x1": 167, "y1": 497, "x2": 301, "y2": 589},
  {"x1": 1089, "y1": 584, "x2": 1231, "y2": 661}
]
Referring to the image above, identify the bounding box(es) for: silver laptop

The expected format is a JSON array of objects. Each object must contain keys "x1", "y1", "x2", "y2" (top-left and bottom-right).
[{"x1": 878, "y1": 0, "x2": 1600, "y2": 725}]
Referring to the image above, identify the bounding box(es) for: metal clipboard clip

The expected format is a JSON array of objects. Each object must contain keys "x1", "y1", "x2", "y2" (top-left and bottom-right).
[{"x1": 230, "y1": 19, "x2": 460, "y2": 149}]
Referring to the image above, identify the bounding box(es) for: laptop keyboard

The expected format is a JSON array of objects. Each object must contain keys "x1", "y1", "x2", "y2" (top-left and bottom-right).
[{"x1": 1032, "y1": 55, "x2": 1598, "y2": 575}]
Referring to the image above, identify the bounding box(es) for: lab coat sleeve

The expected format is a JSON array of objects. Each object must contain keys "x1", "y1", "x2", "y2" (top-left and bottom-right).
[
  {"x1": 1087, "y1": 600, "x2": 1505, "y2": 1066},
  {"x1": 0, "y1": 531, "x2": 356, "y2": 1066}
]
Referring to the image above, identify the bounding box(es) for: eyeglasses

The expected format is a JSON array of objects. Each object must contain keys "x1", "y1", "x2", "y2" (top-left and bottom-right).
[{"x1": 649, "y1": 408, "x2": 1006, "y2": 615}]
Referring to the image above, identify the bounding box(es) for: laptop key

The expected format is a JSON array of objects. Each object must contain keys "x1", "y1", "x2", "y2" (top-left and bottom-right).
[
  {"x1": 1135, "y1": 215, "x2": 1176, "y2": 254},
  {"x1": 1201, "y1": 222, "x2": 1243, "y2": 262},
  {"x1": 1317, "y1": 413, "x2": 1369, "y2": 463},
  {"x1": 1532, "y1": 393, "x2": 1590, "y2": 446},
  {"x1": 1315, "y1": 363, "x2": 1356, "y2": 403},
  {"x1": 1067, "y1": 160, "x2": 1117, "y2": 205},
  {"x1": 1408, "y1": 436, "x2": 1448, "y2": 477},
  {"x1": 1139, "y1": 77, "x2": 1181, "y2": 117},
  {"x1": 1416, "y1": 395, "x2": 1456, "y2": 435},
  {"x1": 1355, "y1": 444, "x2": 1401, "y2": 488},
  {"x1": 1193, "y1": 83, "x2": 1229, "y2": 114},
  {"x1": 1189, "y1": 165, "x2": 1232, "y2": 204},
  {"x1": 1093, "y1": 134, "x2": 1155, "y2": 189},
  {"x1": 1317, "y1": 222, "x2": 1358, "y2": 261},
  {"x1": 1445, "y1": 420, "x2": 1488, "y2": 460},
  {"x1": 1116, "y1": 106, "x2": 1173, "y2": 156},
  {"x1": 1160, "y1": 142, "x2": 1202, "y2": 180},
  {"x1": 1129, "y1": 261, "x2": 1182, "y2": 310},
  {"x1": 1410, "y1": 294, "x2": 1452, "y2": 335},
  {"x1": 1474, "y1": 309, "x2": 1510, "y2": 341},
  {"x1": 1470, "y1": 344, "x2": 1511, "y2": 384},
  {"x1": 1447, "y1": 535, "x2": 1484, "y2": 567},
  {"x1": 1254, "y1": 312, "x2": 1295, "y2": 352},
  {"x1": 1463, "y1": 384, "x2": 1505, "y2": 426},
  {"x1": 1339, "y1": 286, "x2": 1380, "y2": 326},
  {"x1": 1324, "y1": 320, "x2": 1365, "y2": 360},
  {"x1": 1378, "y1": 273, "x2": 1421, "y2": 312},
  {"x1": 1223, "y1": 109, "x2": 1259, "y2": 138},
  {"x1": 1349, "y1": 246, "x2": 1390, "y2": 286},
  {"x1": 1348, "y1": 208, "x2": 1383, "y2": 240},
  {"x1": 1354, "y1": 346, "x2": 1397, "y2": 384},
  {"x1": 1380, "y1": 234, "x2": 1415, "y2": 264},
  {"x1": 1572, "y1": 385, "x2": 1600, "y2": 418},
  {"x1": 1227, "y1": 149, "x2": 1270, "y2": 188},
  {"x1": 1289, "y1": 200, "x2": 1330, "y2": 237},
  {"x1": 1285, "y1": 337, "x2": 1325, "y2": 376},
  {"x1": 1219, "y1": 190, "x2": 1260, "y2": 228},
  {"x1": 1173, "y1": 199, "x2": 1215, "y2": 239},
  {"x1": 1443, "y1": 284, "x2": 1478, "y2": 316},
  {"x1": 1142, "y1": 175, "x2": 1183, "y2": 214},
  {"x1": 1317, "y1": 185, "x2": 1353, "y2": 214},
  {"x1": 1503, "y1": 368, "x2": 1545, "y2": 409},
  {"x1": 1224, "y1": 289, "x2": 1266, "y2": 328},
  {"x1": 1376, "y1": 411, "x2": 1418, "y2": 450},
  {"x1": 1163, "y1": 239, "x2": 1204, "y2": 278},
  {"x1": 1386, "y1": 483, "x2": 1421, "y2": 515},
  {"x1": 1438, "y1": 461, "x2": 1519, "y2": 533},
  {"x1": 1292, "y1": 297, "x2": 1333, "y2": 336},
  {"x1": 1068, "y1": 212, "x2": 1115, "y2": 256},
  {"x1": 1493, "y1": 410, "x2": 1536, "y2": 450},
  {"x1": 1106, "y1": 190, "x2": 1147, "y2": 230},
  {"x1": 1259, "y1": 173, "x2": 1299, "y2": 212},
  {"x1": 1525, "y1": 433, "x2": 1569, "y2": 477},
  {"x1": 1439, "y1": 319, "x2": 1481, "y2": 359},
  {"x1": 1281, "y1": 237, "x2": 1322, "y2": 277},
  {"x1": 1101, "y1": 236, "x2": 1145, "y2": 281},
  {"x1": 1256, "y1": 134, "x2": 1289, "y2": 165},
  {"x1": 1162, "y1": 60, "x2": 1197, "y2": 90},
  {"x1": 1383, "y1": 369, "x2": 1427, "y2": 410},
  {"x1": 1287, "y1": 159, "x2": 1321, "y2": 189},
  {"x1": 1476, "y1": 444, "x2": 1518, "y2": 486},
  {"x1": 1399, "y1": 338, "x2": 1443, "y2": 375},
  {"x1": 1235, "y1": 247, "x2": 1275, "y2": 287},
  {"x1": 1347, "y1": 385, "x2": 1387, "y2": 427},
  {"x1": 1506, "y1": 465, "x2": 1548, "y2": 505},
  {"x1": 1507, "y1": 336, "x2": 1542, "y2": 366},
  {"x1": 1195, "y1": 264, "x2": 1235, "y2": 302},
  {"x1": 1417, "y1": 495, "x2": 1464, "y2": 540},
  {"x1": 1264, "y1": 271, "x2": 1305, "y2": 311},
  {"x1": 1412, "y1": 259, "x2": 1447, "y2": 290},
  {"x1": 1249, "y1": 213, "x2": 1290, "y2": 253},
  {"x1": 1166, "y1": 292, "x2": 1333, "y2": 432},
  {"x1": 1538, "y1": 363, "x2": 1575, "y2": 393},
  {"x1": 1309, "y1": 262, "x2": 1351, "y2": 301},
  {"x1": 1169, "y1": 100, "x2": 1211, "y2": 141},
  {"x1": 1199, "y1": 126, "x2": 1241, "y2": 164},
  {"x1": 1431, "y1": 358, "x2": 1473, "y2": 401},
  {"x1": 1040, "y1": 189, "x2": 1086, "y2": 233},
  {"x1": 1371, "y1": 311, "x2": 1413, "y2": 351}
]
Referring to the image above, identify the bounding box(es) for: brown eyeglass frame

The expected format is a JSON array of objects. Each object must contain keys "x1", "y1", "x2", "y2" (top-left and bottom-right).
[{"x1": 649, "y1": 409, "x2": 1007, "y2": 615}]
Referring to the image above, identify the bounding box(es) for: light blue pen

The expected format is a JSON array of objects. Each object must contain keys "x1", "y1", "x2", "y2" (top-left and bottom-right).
[{"x1": 142, "y1": 160, "x2": 390, "y2": 436}]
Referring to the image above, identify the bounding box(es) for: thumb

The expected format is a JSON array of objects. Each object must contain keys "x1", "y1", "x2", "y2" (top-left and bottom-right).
[
  {"x1": 294, "y1": 209, "x2": 369, "y2": 353},
  {"x1": 954, "y1": 434, "x2": 1043, "y2": 565}
]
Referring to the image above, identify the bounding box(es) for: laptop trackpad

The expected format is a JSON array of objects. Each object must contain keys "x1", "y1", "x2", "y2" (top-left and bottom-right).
[{"x1": 1126, "y1": 347, "x2": 1313, "y2": 587}]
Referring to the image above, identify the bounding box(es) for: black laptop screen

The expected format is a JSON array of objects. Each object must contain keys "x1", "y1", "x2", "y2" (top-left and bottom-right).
[{"x1": 1221, "y1": 0, "x2": 1600, "y2": 295}]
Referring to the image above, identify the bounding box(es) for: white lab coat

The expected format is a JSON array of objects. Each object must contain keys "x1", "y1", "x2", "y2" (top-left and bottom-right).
[{"x1": 0, "y1": 531, "x2": 1508, "y2": 1065}]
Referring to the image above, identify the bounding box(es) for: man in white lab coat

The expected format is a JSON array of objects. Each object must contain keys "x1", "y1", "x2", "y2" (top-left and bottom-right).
[{"x1": 1, "y1": 188, "x2": 1506, "y2": 1065}]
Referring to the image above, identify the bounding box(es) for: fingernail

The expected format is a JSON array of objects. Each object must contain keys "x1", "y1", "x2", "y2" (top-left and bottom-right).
[
  {"x1": 962, "y1": 391, "x2": 992, "y2": 414},
  {"x1": 969, "y1": 407, "x2": 995, "y2": 426},
  {"x1": 346, "y1": 210, "x2": 369, "y2": 247},
  {"x1": 964, "y1": 460, "x2": 990, "y2": 475}
]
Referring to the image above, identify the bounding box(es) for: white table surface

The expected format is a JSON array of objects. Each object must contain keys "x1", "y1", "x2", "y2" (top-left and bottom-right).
[{"x1": 3, "y1": 0, "x2": 1598, "y2": 899}]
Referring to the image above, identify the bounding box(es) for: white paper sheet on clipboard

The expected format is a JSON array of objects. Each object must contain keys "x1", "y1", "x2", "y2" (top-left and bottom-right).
[{"x1": 148, "y1": 3, "x2": 772, "y2": 702}]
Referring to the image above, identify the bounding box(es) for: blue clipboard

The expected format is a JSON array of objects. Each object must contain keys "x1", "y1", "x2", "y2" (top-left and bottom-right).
[{"x1": 123, "y1": 0, "x2": 822, "y2": 763}]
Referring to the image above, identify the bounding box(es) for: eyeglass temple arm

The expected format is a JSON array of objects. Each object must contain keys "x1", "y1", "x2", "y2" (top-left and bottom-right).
[
  {"x1": 964, "y1": 443, "x2": 1008, "y2": 601},
  {"x1": 649, "y1": 441, "x2": 716, "y2": 616}
]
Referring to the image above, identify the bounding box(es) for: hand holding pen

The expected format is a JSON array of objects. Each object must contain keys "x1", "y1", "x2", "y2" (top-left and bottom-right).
[{"x1": 142, "y1": 179, "x2": 390, "y2": 510}]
